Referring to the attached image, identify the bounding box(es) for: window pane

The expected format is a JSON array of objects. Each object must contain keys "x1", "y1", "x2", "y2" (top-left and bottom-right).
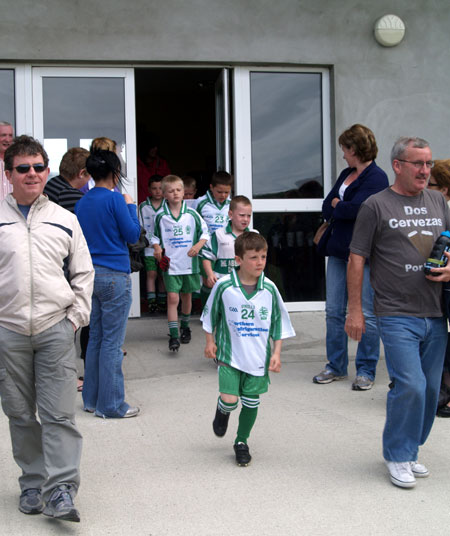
[
  {"x1": 254, "y1": 211, "x2": 325, "y2": 302},
  {"x1": 42, "y1": 77, "x2": 126, "y2": 176},
  {"x1": 0, "y1": 70, "x2": 15, "y2": 126},
  {"x1": 250, "y1": 72, "x2": 323, "y2": 199}
]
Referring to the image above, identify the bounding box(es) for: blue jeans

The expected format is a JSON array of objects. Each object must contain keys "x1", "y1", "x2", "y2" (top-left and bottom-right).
[
  {"x1": 82, "y1": 265, "x2": 132, "y2": 418},
  {"x1": 325, "y1": 256, "x2": 380, "y2": 379},
  {"x1": 378, "y1": 316, "x2": 447, "y2": 462}
]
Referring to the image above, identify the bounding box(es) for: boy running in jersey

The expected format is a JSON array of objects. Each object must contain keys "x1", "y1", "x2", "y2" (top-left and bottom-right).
[
  {"x1": 201, "y1": 195, "x2": 254, "y2": 287},
  {"x1": 196, "y1": 171, "x2": 233, "y2": 305},
  {"x1": 201, "y1": 232, "x2": 295, "y2": 466},
  {"x1": 139, "y1": 175, "x2": 166, "y2": 312},
  {"x1": 152, "y1": 175, "x2": 209, "y2": 351}
]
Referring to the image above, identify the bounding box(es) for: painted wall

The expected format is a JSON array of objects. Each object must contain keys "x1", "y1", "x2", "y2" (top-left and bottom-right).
[{"x1": 1, "y1": 0, "x2": 449, "y2": 178}]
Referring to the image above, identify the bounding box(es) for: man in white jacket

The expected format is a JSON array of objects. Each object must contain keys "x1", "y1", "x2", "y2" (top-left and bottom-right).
[{"x1": 0, "y1": 135, "x2": 94, "y2": 523}]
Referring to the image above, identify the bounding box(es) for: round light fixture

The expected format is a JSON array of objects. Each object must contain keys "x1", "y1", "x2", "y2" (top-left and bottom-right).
[{"x1": 374, "y1": 14, "x2": 405, "y2": 47}]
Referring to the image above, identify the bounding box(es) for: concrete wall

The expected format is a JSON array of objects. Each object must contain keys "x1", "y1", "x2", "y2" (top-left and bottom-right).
[{"x1": 1, "y1": 0, "x2": 449, "y2": 178}]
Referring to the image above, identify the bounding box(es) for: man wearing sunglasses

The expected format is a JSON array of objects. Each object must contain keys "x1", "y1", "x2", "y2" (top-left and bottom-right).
[
  {"x1": 0, "y1": 135, "x2": 94, "y2": 522},
  {"x1": 345, "y1": 137, "x2": 450, "y2": 489}
]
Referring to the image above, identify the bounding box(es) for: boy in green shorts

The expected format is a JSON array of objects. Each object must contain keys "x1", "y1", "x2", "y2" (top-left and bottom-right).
[
  {"x1": 139, "y1": 174, "x2": 166, "y2": 312},
  {"x1": 152, "y1": 175, "x2": 209, "y2": 351},
  {"x1": 201, "y1": 232, "x2": 295, "y2": 466}
]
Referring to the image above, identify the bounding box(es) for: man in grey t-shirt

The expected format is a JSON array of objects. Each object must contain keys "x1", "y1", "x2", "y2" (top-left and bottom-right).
[{"x1": 345, "y1": 137, "x2": 450, "y2": 489}]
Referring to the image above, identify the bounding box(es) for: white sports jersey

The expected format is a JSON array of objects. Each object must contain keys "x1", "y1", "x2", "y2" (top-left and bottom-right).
[
  {"x1": 196, "y1": 190, "x2": 230, "y2": 234},
  {"x1": 201, "y1": 222, "x2": 256, "y2": 279},
  {"x1": 152, "y1": 201, "x2": 209, "y2": 275},
  {"x1": 201, "y1": 269, "x2": 295, "y2": 376},
  {"x1": 139, "y1": 197, "x2": 165, "y2": 256}
]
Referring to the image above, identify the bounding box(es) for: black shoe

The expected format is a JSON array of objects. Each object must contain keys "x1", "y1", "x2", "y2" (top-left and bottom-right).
[
  {"x1": 213, "y1": 406, "x2": 230, "y2": 437},
  {"x1": 19, "y1": 488, "x2": 44, "y2": 515},
  {"x1": 169, "y1": 337, "x2": 180, "y2": 352},
  {"x1": 42, "y1": 485, "x2": 80, "y2": 522},
  {"x1": 437, "y1": 404, "x2": 450, "y2": 417},
  {"x1": 233, "y1": 442, "x2": 251, "y2": 467},
  {"x1": 180, "y1": 327, "x2": 191, "y2": 344},
  {"x1": 148, "y1": 301, "x2": 157, "y2": 313}
]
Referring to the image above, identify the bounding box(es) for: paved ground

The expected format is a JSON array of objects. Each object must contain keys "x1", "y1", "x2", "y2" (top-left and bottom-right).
[{"x1": 1, "y1": 312, "x2": 449, "y2": 535}]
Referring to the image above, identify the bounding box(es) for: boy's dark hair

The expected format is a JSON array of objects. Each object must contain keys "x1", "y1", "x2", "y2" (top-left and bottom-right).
[
  {"x1": 182, "y1": 175, "x2": 197, "y2": 189},
  {"x1": 59, "y1": 147, "x2": 90, "y2": 180},
  {"x1": 230, "y1": 195, "x2": 251, "y2": 212},
  {"x1": 148, "y1": 174, "x2": 163, "y2": 186},
  {"x1": 4, "y1": 135, "x2": 49, "y2": 171},
  {"x1": 235, "y1": 232, "x2": 267, "y2": 258},
  {"x1": 211, "y1": 170, "x2": 233, "y2": 187},
  {"x1": 86, "y1": 149, "x2": 124, "y2": 186}
]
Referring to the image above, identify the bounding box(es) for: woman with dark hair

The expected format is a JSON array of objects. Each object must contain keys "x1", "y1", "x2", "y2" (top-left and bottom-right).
[
  {"x1": 75, "y1": 150, "x2": 141, "y2": 418},
  {"x1": 313, "y1": 124, "x2": 389, "y2": 390}
]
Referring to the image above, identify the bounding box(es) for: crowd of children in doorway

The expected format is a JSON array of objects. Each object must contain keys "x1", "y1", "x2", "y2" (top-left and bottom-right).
[{"x1": 139, "y1": 170, "x2": 253, "y2": 350}]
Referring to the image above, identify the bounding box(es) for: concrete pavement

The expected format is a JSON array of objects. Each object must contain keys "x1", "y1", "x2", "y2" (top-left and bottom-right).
[{"x1": 1, "y1": 312, "x2": 449, "y2": 535}]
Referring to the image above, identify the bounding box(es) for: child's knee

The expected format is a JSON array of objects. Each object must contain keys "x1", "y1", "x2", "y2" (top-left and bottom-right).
[
  {"x1": 220, "y1": 393, "x2": 238, "y2": 404},
  {"x1": 241, "y1": 395, "x2": 260, "y2": 409}
]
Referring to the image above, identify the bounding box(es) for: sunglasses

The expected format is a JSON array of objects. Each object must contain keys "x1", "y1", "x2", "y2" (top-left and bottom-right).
[{"x1": 13, "y1": 164, "x2": 47, "y2": 174}]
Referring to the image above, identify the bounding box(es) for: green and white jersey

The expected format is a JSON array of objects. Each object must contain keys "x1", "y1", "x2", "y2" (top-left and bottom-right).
[
  {"x1": 152, "y1": 201, "x2": 209, "y2": 275},
  {"x1": 200, "y1": 222, "x2": 256, "y2": 279},
  {"x1": 139, "y1": 197, "x2": 165, "y2": 257},
  {"x1": 201, "y1": 269, "x2": 295, "y2": 376},
  {"x1": 196, "y1": 190, "x2": 230, "y2": 234}
]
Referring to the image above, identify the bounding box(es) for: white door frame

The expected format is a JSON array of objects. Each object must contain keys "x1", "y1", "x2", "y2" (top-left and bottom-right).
[{"x1": 232, "y1": 66, "x2": 331, "y2": 311}]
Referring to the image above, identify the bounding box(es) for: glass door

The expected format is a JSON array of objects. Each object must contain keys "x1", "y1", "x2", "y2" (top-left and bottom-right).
[
  {"x1": 32, "y1": 67, "x2": 141, "y2": 316},
  {"x1": 233, "y1": 66, "x2": 331, "y2": 311}
]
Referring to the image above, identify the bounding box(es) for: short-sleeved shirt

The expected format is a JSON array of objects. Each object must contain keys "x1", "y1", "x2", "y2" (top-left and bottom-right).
[
  {"x1": 200, "y1": 222, "x2": 255, "y2": 279},
  {"x1": 152, "y1": 201, "x2": 209, "y2": 275},
  {"x1": 139, "y1": 197, "x2": 165, "y2": 257},
  {"x1": 350, "y1": 187, "x2": 450, "y2": 317},
  {"x1": 196, "y1": 190, "x2": 230, "y2": 234},
  {"x1": 44, "y1": 175, "x2": 84, "y2": 213},
  {"x1": 201, "y1": 269, "x2": 296, "y2": 376}
]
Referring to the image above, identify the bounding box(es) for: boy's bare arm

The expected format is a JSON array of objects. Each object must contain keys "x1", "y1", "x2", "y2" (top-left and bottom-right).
[
  {"x1": 202, "y1": 258, "x2": 218, "y2": 288},
  {"x1": 268, "y1": 339, "x2": 282, "y2": 372},
  {"x1": 204, "y1": 332, "x2": 217, "y2": 359},
  {"x1": 188, "y1": 238, "x2": 208, "y2": 258}
]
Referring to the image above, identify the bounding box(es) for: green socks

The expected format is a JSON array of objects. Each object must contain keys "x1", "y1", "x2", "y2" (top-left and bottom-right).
[{"x1": 235, "y1": 396, "x2": 260, "y2": 444}]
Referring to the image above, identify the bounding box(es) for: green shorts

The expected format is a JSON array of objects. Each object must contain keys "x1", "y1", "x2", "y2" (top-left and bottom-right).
[
  {"x1": 144, "y1": 256, "x2": 158, "y2": 272},
  {"x1": 163, "y1": 273, "x2": 201, "y2": 293},
  {"x1": 218, "y1": 364, "x2": 269, "y2": 396}
]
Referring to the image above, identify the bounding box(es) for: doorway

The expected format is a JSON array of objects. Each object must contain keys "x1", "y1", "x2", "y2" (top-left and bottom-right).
[{"x1": 135, "y1": 68, "x2": 227, "y2": 200}]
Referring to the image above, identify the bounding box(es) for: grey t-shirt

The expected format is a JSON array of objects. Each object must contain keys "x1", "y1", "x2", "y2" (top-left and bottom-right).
[{"x1": 350, "y1": 187, "x2": 450, "y2": 317}]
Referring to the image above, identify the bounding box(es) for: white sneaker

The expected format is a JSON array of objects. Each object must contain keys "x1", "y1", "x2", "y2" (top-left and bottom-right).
[
  {"x1": 410, "y1": 461, "x2": 429, "y2": 478},
  {"x1": 385, "y1": 461, "x2": 416, "y2": 488}
]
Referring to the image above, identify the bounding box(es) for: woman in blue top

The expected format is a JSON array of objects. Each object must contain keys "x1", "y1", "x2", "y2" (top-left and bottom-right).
[
  {"x1": 75, "y1": 150, "x2": 141, "y2": 418},
  {"x1": 313, "y1": 124, "x2": 389, "y2": 390}
]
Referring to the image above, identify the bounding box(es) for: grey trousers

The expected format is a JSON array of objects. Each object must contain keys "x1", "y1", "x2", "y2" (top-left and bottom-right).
[{"x1": 0, "y1": 319, "x2": 82, "y2": 500}]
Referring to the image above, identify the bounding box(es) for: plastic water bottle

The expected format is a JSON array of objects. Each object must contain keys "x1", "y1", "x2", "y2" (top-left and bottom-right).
[{"x1": 424, "y1": 231, "x2": 450, "y2": 276}]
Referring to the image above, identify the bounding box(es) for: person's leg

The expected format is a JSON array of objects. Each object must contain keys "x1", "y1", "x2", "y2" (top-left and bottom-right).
[
  {"x1": 354, "y1": 264, "x2": 380, "y2": 381},
  {"x1": 180, "y1": 291, "x2": 192, "y2": 343},
  {"x1": 0, "y1": 326, "x2": 46, "y2": 492},
  {"x1": 418, "y1": 316, "x2": 447, "y2": 445},
  {"x1": 94, "y1": 268, "x2": 132, "y2": 418},
  {"x1": 156, "y1": 273, "x2": 167, "y2": 310},
  {"x1": 167, "y1": 292, "x2": 180, "y2": 337},
  {"x1": 33, "y1": 319, "x2": 82, "y2": 501},
  {"x1": 323, "y1": 256, "x2": 348, "y2": 376},
  {"x1": 81, "y1": 289, "x2": 102, "y2": 412},
  {"x1": 146, "y1": 269, "x2": 157, "y2": 311},
  {"x1": 235, "y1": 395, "x2": 260, "y2": 444},
  {"x1": 213, "y1": 366, "x2": 239, "y2": 437},
  {"x1": 378, "y1": 316, "x2": 429, "y2": 462}
]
